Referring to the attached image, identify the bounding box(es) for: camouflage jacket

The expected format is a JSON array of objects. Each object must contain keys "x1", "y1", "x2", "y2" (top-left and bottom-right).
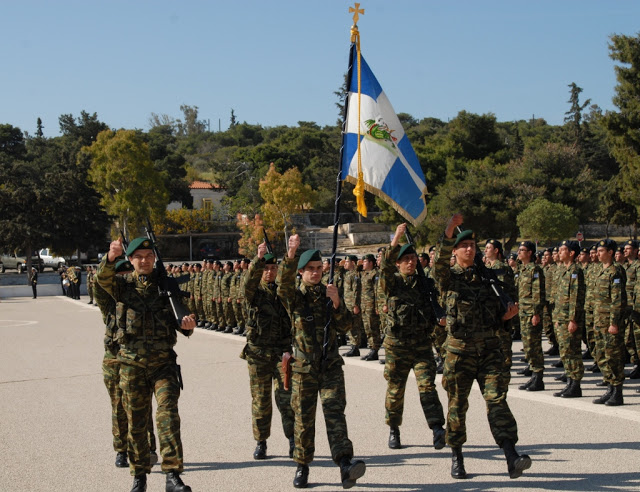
[
  {"x1": 592, "y1": 262, "x2": 626, "y2": 327},
  {"x1": 241, "y1": 256, "x2": 291, "y2": 360},
  {"x1": 433, "y1": 238, "x2": 503, "y2": 345},
  {"x1": 96, "y1": 257, "x2": 190, "y2": 355},
  {"x1": 277, "y1": 255, "x2": 352, "y2": 372},
  {"x1": 517, "y1": 262, "x2": 546, "y2": 317},
  {"x1": 379, "y1": 244, "x2": 434, "y2": 344},
  {"x1": 360, "y1": 268, "x2": 378, "y2": 311},
  {"x1": 487, "y1": 259, "x2": 517, "y2": 302},
  {"x1": 552, "y1": 262, "x2": 585, "y2": 323},
  {"x1": 94, "y1": 281, "x2": 118, "y2": 351},
  {"x1": 624, "y1": 259, "x2": 640, "y2": 306},
  {"x1": 544, "y1": 264, "x2": 557, "y2": 306},
  {"x1": 342, "y1": 269, "x2": 361, "y2": 312},
  {"x1": 221, "y1": 272, "x2": 234, "y2": 298}
]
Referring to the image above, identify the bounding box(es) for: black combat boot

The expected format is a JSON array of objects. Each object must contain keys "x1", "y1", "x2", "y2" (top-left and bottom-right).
[
  {"x1": 115, "y1": 451, "x2": 128, "y2": 468},
  {"x1": 588, "y1": 363, "x2": 601, "y2": 373},
  {"x1": 432, "y1": 425, "x2": 446, "y2": 450},
  {"x1": 224, "y1": 326, "x2": 234, "y2": 333},
  {"x1": 593, "y1": 384, "x2": 614, "y2": 404},
  {"x1": 203, "y1": 322, "x2": 211, "y2": 329},
  {"x1": 582, "y1": 349, "x2": 593, "y2": 360},
  {"x1": 344, "y1": 345, "x2": 360, "y2": 357},
  {"x1": 360, "y1": 349, "x2": 378, "y2": 361},
  {"x1": 517, "y1": 365, "x2": 532, "y2": 377},
  {"x1": 561, "y1": 378, "x2": 582, "y2": 398},
  {"x1": 289, "y1": 436, "x2": 295, "y2": 458},
  {"x1": 627, "y1": 365, "x2": 640, "y2": 379},
  {"x1": 553, "y1": 379, "x2": 571, "y2": 397},
  {"x1": 436, "y1": 356, "x2": 444, "y2": 374},
  {"x1": 253, "y1": 440, "x2": 267, "y2": 460},
  {"x1": 526, "y1": 372, "x2": 544, "y2": 392},
  {"x1": 196, "y1": 320, "x2": 204, "y2": 328},
  {"x1": 552, "y1": 360, "x2": 564, "y2": 368},
  {"x1": 130, "y1": 474, "x2": 147, "y2": 492},
  {"x1": 165, "y1": 471, "x2": 191, "y2": 492},
  {"x1": 554, "y1": 373, "x2": 567, "y2": 382},
  {"x1": 233, "y1": 326, "x2": 242, "y2": 335},
  {"x1": 339, "y1": 456, "x2": 366, "y2": 489},
  {"x1": 545, "y1": 344, "x2": 559, "y2": 356},
  {"x1": 518, "y1": 374, "x2": 535, "y2": 390},
  {"x1": 388, "y1": 426, "x2": 401, "y2": 449},
  {"x1": 605, "y1": 385, "x2": 624, "y2": 406},
  {"x1": 293, "y1": 464, "x2": 309, "y2": 488},
  {"x1": 502, "y1": 439, "x2": 532, "y2": 479},
  {"x1": 595, "y1": 379, "x2": 608, "y2": 387},
  {"x1": 450, "y1": 447, "x2": 467, "y2": 479}
]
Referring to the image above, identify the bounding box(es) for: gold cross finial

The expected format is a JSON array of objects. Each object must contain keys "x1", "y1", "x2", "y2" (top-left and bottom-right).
[{"x1": 349, "y1": 3, "x2": 365, "y2": 25}]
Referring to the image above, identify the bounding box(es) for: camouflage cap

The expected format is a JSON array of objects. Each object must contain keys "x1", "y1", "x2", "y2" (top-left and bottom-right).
[
  {"x1": 126, "y1": 237, "x2": 154, "y2": 256},
  {"x1": 263, "y1": 253, "x2": 277, "y2": 264},
  {"x1": 298, "y1": 249, "x2": 322, "y2": 269},
  {"x1": 115, "y1": 259, "x2": 133, "y2": 273},
  {"x1": 398, "y1": 244, "x2": 417, "y2": 258},
  {"x1": 597, "y1": 239, "x2": 617, "y2": 251},
  {"x1": 454, "y1": 230, "x2": 475, "y2": 247},
  {"x1": 519, "y1": 240, "x2": 536, "y2": 253}
]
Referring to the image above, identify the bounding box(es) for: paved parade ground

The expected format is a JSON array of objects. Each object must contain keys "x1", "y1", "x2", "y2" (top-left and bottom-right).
[{"x1": 1, "y1": 295, "x2": 640, "y2": 492}]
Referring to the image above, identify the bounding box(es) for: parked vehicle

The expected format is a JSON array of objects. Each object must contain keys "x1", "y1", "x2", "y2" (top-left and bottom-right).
[
  {"x1": 39, "y1": 249, "x2": 67, "y2": 271},
  {"x1": 0, "y1": 251, "x2": 44, "y2": 273}
]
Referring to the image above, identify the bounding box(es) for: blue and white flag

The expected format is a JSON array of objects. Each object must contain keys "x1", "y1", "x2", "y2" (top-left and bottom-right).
[{"x1": 340, "y1": 44, "x2": 428, "y2": 226}]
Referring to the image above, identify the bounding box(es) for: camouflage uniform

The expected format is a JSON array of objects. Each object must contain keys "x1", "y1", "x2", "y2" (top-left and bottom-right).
[
  {"x1": 552, "y1": 262, "x2": 586, "y2": 381},
  {"x1": 193, "y1": 269, "x2": 205, "y2": 322},
  {"x1": 343, "y1": 268, "x2": 362, "y2": 347},
  {"x1": 433, "y1": 237, "x2": 519, "y2": 449},
  {"x1": 277, "y1": 254, "x2": 356, "y2": 467},
  {"x1": 240, "y1": 256, "x2": 294, "y2": 442},
  {"x1": 87, "y1": 269, "x2": 95, "y2": 303},
  {"x1": 232, "y1": 267, "x2": 246, "y2": 332},
  {"x1": 379, "y1": 245, "x2": 445, "y2": 432},
  {"x1": 360, "y1": 268, "x2": 381, "y2": 350},
  {"x1": 517, "y1": 262, "x2": 546, "y2": 374},
  {"x1": 96, "y1": 258, "x2": 191, "y2": 477},
  {"x1": 543, "y1": 263, "x2": 557, "y2": 348},
  {"x1": 584, "y1": 262, "x2": 600, "y2": 359},
  {"x1": 623, "y1": 259, "x2": 640, "y2": 365},
  {"x1": 592, "y1": 262, "x2": 626, "y2": 387},
  {"x1": 221, "y1": 267, "x2": 237, "y2": 330},
  {"x1": 215, "y1": 268, "x2": 226, "y2": 329}
]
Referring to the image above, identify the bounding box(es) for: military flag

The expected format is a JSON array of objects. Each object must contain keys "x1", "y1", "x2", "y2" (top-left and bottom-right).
[{"x1": 340, "y1": 15, "x2": 428, "y2": 226}]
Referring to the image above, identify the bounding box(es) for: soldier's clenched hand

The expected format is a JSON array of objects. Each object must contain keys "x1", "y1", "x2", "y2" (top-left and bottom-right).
[
  {"x1": 181, "y1": 314, "x2": 196, "y2": 333},
  {"x1": 391, "y1": 223, "x2": 407, "y2": 247},
  {"x1": 445, "y1": 213, "x2": 464, "y2": 239},
  {"x1": 326, "y1": 283, "x2": 340, "y2": 309},
  {"x1": 108, "y1": 239, "x2": 124, "y2": 262},
  {"x1": 288, "y1": 234, "x2": 300, "y2": 259},
  {"x1": 257, "y1": 242, "x2": 267, "y2": 259}
]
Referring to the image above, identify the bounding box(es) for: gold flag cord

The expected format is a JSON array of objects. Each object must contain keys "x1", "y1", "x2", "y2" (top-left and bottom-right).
[{"x1": 349, "y1": 4, "x2": 367, "y2": 217}]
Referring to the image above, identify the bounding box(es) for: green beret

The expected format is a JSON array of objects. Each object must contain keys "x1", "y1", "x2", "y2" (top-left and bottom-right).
[
  {"x1": 115, "y1": 259, "x2": 133, "y2": 273},
  {"x1": 263, "y1": 253, "x2": 276, "y2": 264},
  {"x1": 363, "y1": 254, "x2": 376, "y2": 262},
  {"x1": 398, "y1": 244, "x2": 416, "y2": 259},
  {"x1": 454, "y1": 230, "x2": 475, "y2": 247},
  {"x1": 297, "y1": 249, "x2": 322, "y2": 269},
  {"x1": 126, "y1": 237, "x2": 154, "y2": 256},
  {"x1": 347, "y1": 255, "x2": 358, "y2": 262}
]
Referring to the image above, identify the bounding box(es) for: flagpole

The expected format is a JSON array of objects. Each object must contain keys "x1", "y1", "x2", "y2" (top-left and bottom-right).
[{"x1": 322, "y1": 4, "x2": 364, "y2": 367}]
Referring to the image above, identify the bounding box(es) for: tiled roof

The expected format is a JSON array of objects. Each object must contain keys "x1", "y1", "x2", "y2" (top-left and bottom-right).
[{"x1": 189, "y1": 181, "x2": 226, "y2": 190}]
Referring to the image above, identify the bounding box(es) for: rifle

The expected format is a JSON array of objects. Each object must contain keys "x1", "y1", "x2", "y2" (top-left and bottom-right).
[
  {"x1": 119, "y1": 229, "x2": 129, "y2": 251},
  {"x1": 145, "y1": 219, "x2": 192, "y2": 327},
  {"x1": 263, "y1": 228, "x2": 274, "y2": 255},
  {"x1": 455, "y1": 226, "x2": 513, "y2": 313},
  {"x1": 404, "y1": 229, "x2": 446, "y2": 322}
]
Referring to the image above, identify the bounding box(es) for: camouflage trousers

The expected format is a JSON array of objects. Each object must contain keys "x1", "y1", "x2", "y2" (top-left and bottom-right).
[
  {"x1": 215, "y1": 301, "x2": 224, "y2": 326},
  {"x1": 118, "y1": 349, "x2": 184, "y2": 476},
  {"x1": 194, "y1": 297, "x2": 205, "y2": 322},
  {"x1": 623, "y1": 310, "x2": 638, "y2": 365},
  {"x1": 593, "y1": 319, "x2": 625, "y2": 386},
  {"x1": 383, "y1": 338, "x2": 445, "y2": 428},
  {"x1": 103, "y1": 349, "x2": 156, "y2": 454},
  {"x1": 497, "y1": 329, "x2": 513, "y2": 395},
  {"x1": 585, "y1": 310, "x2": 597, "y2": 359},
  {"x1": 361, "y1": 306, "x2": 381, "y2": 350},
  {"x1": 233, "y1": 300, "x2": 245, "y2": 329},
  {"x1": 291, "y1": 363, "x2": 353, "y2": 466},
  {"x1": 347, "y1": 313, "x2": 363, "y2": 346},
  {"x1": 442, "y1": 337, "x2": 518, "y2": 448},
  {"x1": 555, "y1": 320, "x2": 584, "y2": 381},
  {"x1": 223, "y1": 300, "x2": 236, "y2": 328},
  {"x1": 519, "y1": 312, "x2": 544, "y2": 373},
  {"x1": 432, "y1": 324, "x2": 447, "y2": 358},
  {"x1": 543, "y1": 302, "x2": 557, "y2": 346},
  {"x1": 633, "y1": 314, "x2": 640, "y2": 364},
  {"x1": 247, "y1": 357, "x2": 294, "y2": 441},
  {"x1": 203, "y1": 297, "x2": 213, "y2": 323},
  {"x1": 88, "y1": 285, "x2": 94, "y2": 302}
]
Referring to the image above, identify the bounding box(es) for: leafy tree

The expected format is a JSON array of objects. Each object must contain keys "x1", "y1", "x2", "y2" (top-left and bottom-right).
[
  {"x1": 85, "y1": 129, "x2": 169, "y2": 238},
  {"x1": 236, "y1": 213, "x2": 266, "y2": 258},
  {"x1": 259, "y1": 163, "x2": 317, "y2": 248},
  {"x1": 0, "y1": 123, "x2": 27, "y2": 159},
  {"x1": 564, "y1": 82, "x2": 591, "y2": 146},
  {"x1": 36, "y1": 118, "x2": 44, "y2": 138},
  {"x1": 156, "y1": 207, "x2": 212, "y2": 234},
  {"x1": 176, "y1": 105, "x2": 207, "y2": 137},
  {"x1": 59, "y1": 111, "x2": 109, "y2": 147},
  {"x1": 517, "y1": 198, "x2": 579, "y2": 245}
]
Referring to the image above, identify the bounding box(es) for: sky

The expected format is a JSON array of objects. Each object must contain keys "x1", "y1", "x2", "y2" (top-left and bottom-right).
[{"x1": 2, "y1": 1, "x2": 640, "y2": 137}]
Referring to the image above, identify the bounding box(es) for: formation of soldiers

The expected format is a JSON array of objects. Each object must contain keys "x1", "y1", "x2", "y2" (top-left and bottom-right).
[{"x1": 94, "y1": 222, "x2": 640, "y2": 491}]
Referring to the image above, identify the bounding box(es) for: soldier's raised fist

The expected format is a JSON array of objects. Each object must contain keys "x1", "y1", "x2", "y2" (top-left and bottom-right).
[{"x1": 108, "y1": 239, "x2": 124, "y2": 262}]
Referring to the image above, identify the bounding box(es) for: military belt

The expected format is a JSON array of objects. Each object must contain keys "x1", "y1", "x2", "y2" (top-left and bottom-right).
[{"x1": 451, "y1": 330, "x2": 496, "y2": 340}]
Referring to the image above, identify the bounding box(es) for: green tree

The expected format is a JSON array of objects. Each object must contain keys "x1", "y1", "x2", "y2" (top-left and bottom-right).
[
  {"x1": 85, "y1": 129, "x2": 169, "y2": 238},
  {"x1": 517, "y1": 198, "x2": 579, "y2": 245},
  {"x1": 564, "y1": 82, "x2": 591, "y2": 146}
]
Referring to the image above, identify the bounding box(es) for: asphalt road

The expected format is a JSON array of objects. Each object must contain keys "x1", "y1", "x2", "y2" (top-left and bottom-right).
[{"x1": 1, "y1": 296, "x2": 639, "y2": 492}]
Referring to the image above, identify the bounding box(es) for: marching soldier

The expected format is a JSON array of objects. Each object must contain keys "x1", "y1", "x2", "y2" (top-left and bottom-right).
[
  {"x1": 343, "y1": 255, "x2": 363, "y2": 357},
  {"x1": 241, "y1": 244, "x2": 294, "y2": 460},
  {"x1": 434, "y1": 215, "x2": 530, "y2": 480},
  {"x1": 379, "y1": 224, "x2": 446, "y2": 452},
  {"x1": 277, "y1": 236, "x2": 366, "y2": 489},
  {"x1": 359, "y1": 254, "x2": 381, "y2": 361}
]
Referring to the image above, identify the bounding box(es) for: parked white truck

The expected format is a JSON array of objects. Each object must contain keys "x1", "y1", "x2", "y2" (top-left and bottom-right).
[{"x1": 38, "y1": 249, "x2": 67, "y2": 271}]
